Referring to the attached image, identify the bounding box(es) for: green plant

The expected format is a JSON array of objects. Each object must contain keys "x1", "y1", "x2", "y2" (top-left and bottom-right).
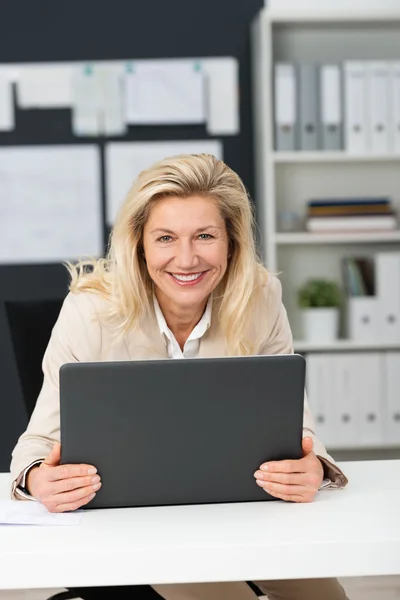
[{"x1": 297, "y1": 279, "x2": 342, "y2": 309}]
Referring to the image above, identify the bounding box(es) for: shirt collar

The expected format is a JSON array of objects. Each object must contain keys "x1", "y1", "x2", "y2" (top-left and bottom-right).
[{"x1": 153, "y1": 294, "x2": 212, "y2": 341}]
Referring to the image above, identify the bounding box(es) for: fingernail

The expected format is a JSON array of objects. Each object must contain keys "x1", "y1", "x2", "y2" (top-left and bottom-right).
[
  {"x1": 260, "y1": 465, "x2": 269, "y2": 472},
  {"x1": 89, "y1": 493, "x2": 96, "y2": 500},
  {"x1": 256, "y1": 479, "x2": 264, "y2": 486},
  {"x1": 93, "y1": 482, "x2": 102, "y2": 491},
  {"x1": 254, "y1": 471, "x2": 264, "y2": 479},
  {"x1": 92, "y1": 475, "x2": 100, "y2": 484},
  {"x1": 88, "y1": 468, "x2": 97, "y2": 475}
]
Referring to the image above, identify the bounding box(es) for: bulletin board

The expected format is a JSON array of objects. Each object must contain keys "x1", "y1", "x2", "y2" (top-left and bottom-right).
[{"x1": 0, "y1": 0, "x2": 263, "y2": 470}]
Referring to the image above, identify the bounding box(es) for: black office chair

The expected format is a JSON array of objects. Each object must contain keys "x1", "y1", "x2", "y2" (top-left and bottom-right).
[
  {"x1": 5, "y1": 298, "x2": 163, "y2": 600},
  {"x1": 5, "y1": 299, "x2": 263, "y2": 600}
]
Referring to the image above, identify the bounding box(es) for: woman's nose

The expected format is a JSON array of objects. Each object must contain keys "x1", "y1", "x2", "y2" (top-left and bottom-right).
[{"x1": 175, "y1": 241, "x2": 198, "y2": 269}]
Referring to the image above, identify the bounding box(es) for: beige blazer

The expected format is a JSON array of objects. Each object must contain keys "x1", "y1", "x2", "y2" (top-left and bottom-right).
[{"x1": 10, "y1": 275, "x2": 348, "y2": 498}]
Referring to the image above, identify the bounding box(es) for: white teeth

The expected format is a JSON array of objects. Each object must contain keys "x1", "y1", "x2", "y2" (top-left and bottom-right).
[{"x1": 172, "y1": 272, "x2": 203, "y2": 282}]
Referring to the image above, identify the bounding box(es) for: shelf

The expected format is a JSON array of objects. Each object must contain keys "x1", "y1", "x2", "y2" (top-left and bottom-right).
[
  {"x1": 272, "y1": 152, "x2": 400, "y2": 164},
  {"x1": 293, "y1": 340, "x2": 400, "y2": 352},
  {"x1": 267, "y1": 11, "x2": 400, "y2": 24},
  {"x1": 275, "y1": 231, "x2": 400, "y2": 245}
]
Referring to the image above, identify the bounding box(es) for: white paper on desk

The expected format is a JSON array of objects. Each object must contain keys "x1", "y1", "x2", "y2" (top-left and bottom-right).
[
  {"x1": 0, "y1": 145, "x2": 103, "y2": 264},
  {"x1": 0, "y1": 501, "x2": 82, "y2": 526},
  {"x1": 0, "y1": 68, "x2": 14, "y2": 131},
  {"x1": 17, "y1": 65, "x2": 73, "y2": 109},
  {"x1": 125, "y1": 60, "x2": 206, "y2": 125},
  {"x1": 105, "y1": 139, "x2": 223, "y2": 225}
]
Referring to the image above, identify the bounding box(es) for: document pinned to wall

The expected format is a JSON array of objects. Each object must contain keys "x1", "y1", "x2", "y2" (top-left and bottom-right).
[
  {"x1": 124, "y1": 57, "x2": 239, "y2": 135},
  {"x1": 0, "y1": 145, "x2": 103, "y2": 265},
  {"x1": 125, "y1": 60, "x2": 206, "y2": 125},
  {"x1": 0, "y1": 70, "x2": 14, "y2": 131},
  {"x1": 105, "y1": 139, "x2": 223, "y2": 225},
  {"x1": 72, "y1": 64, "x2": 127, "y2": 136},
  {"x1": 17, "y1": 64, "x2": 73, "y2": 108}
]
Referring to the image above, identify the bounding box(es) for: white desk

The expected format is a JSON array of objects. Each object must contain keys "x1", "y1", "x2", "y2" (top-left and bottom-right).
[{"x1": 1, "y1": 460, "x2": 400, "y2": 590}]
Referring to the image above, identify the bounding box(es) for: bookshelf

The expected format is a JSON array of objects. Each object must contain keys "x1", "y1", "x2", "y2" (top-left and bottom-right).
[
  {"x1": 251, "y1": 7, "x2": 400, "y2": 453},
  {"x1": 251, "y1": 7, "x2": 400, "y2": 340}
]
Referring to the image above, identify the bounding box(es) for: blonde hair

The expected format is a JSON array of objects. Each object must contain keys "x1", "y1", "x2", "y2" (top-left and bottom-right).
[{"x1": 68, "y1": 153, "x2": 268, "y2": 355}]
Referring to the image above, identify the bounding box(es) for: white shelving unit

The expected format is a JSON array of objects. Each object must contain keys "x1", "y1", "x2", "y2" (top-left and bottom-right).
[
  {"x1": 251, "y1": 7, "x2": 400, "y2": 453},
  {"x1": 251, "y1": 7, "x2": 400, "y2": 341}
]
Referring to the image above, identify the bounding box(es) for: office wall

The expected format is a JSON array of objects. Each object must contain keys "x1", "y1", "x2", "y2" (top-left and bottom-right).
[{"x1": 0, "y1": 0, "x2": 263, "y2": 470}]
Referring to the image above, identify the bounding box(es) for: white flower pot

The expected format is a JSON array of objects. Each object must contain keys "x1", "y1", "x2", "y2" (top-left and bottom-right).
[{"x1": 301, "y1": 308, "x2": 339, "y2": 343}]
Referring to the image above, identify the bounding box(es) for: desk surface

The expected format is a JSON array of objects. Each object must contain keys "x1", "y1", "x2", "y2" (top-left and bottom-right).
[{"x1": 1, "y1": 460, "x2": 400, "y2": 590}]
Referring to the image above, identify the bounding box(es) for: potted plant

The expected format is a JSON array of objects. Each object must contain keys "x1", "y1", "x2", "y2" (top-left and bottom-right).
[{"x1": 297, "y1": 279, "x2": 342, "y2": 342}]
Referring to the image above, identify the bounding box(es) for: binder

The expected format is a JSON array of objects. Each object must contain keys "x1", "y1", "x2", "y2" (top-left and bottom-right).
[
  {"x1": 347, "y1": 296, "x2": 378, "y2": 343},
  {"x1": 375, "y1": 252, "x2": 400, "y2": 343},
  {"x1": 344, "y1": 61, "x2": 368, "y2": 154},
  {"x1": 320, "y1": 65, "x2": 342, "y2": 151},
  {"x1": 384, "y1": 352, "x2": 400, "y2": 445},
  {"x1": 388, "y1": 61, "x2": 400, "y2": 154},
  {"x1": 274, "y1": 64, "x2": 296, "y2": 151},
  {"x1": 306, "y1": 353, "x2": 336, "y2": 448},
  {"x1": 356, "y1": 353, "x2": 384, "y2": 447},
  {"x1": 367, "y1": 61, "x2": 391, "y2": 154},
  {"x1": 298, "y1": 64, "x2": 319, "y2": 151},
  {"x1": 331, "y1": 354, "x2": 359, "y2": 448}
]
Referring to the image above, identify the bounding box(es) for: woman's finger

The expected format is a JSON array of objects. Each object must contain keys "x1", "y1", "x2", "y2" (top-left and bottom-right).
[
  {"x1": 54, "y1": 474, "x2": 101, "y2": 495},
  {"x1": 51, "y1": 492, "x2": 97, "y2": 513},
  {"x1": 260, "y1": 487, "x2": 309, "y2": 503},
  {"x1": 254, "y1": 470, "x2": 308, "y2": 486},
  {"x1": 256, "y1": 479, "x2": 308, "y2": 498},
  {"x1": 51, "y1": 482, "x2": 102, "y2": 508}
]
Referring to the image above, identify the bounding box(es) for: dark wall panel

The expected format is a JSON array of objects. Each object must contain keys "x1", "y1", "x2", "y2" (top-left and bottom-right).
[{"x1": 0, "y1": 0, "x2": 263, "y2": 470}]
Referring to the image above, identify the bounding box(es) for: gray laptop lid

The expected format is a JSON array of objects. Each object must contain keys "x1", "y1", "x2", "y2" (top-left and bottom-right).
[{"x1": 60, "y1": 354, "x2": 305, "y2": 509}]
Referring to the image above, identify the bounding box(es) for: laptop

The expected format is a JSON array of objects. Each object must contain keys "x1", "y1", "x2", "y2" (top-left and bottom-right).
[{"x1": 60, "y1": 354, "x2": 305, "y2": 509}]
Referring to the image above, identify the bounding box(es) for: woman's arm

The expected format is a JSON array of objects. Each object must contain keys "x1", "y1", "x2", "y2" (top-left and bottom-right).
[
  {"x1": 9, "y1": 292, "x2": 102, "y2": 499},
  {"x1": 258, "y1": 275, "x2": 348, "y2": 489}
]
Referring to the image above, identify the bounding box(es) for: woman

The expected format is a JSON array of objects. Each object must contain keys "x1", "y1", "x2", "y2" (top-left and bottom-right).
[{"x1": 10, "y1": 154, "x2": 349, "y2": 600}]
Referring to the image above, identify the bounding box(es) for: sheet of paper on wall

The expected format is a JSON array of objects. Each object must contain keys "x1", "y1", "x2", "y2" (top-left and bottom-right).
[
  {"x1": 105, "y1": 139, "x2": 223, "y2": 225},
  {"x1": 125, "y1": 60, "x2": 206, "y2": 125},
  {"x1": 71, "y1": 65, "x2": 103, "y2": 136},
  {"x1": 16, "y1": 64, "x2": 73, "y2": 108},
  {"x1": 101, "y1": 67, "x2": 127, "y2": 136},
  {"x1": 202, "y1": 58, "x2": 240, "y2": 135},
  {"x1": 0, "y1": 73, "x2": 14, "y2": 131},
  {"x1": 0, "y1": 145, "x2": 103, "y2": 264}
]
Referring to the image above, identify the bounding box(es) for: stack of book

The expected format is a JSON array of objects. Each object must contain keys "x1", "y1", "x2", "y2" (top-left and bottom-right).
[{"x1": 305, "y1": 197, "x2": 398, "y2": 233}]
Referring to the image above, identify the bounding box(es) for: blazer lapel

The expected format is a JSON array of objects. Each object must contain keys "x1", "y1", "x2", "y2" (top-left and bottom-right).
[
  {"x1": 198, "y1": 302, "x2": 226, "y2": 358},
  {"x1": 125, "y1": 308, "x2": 169, "y2": 361}
]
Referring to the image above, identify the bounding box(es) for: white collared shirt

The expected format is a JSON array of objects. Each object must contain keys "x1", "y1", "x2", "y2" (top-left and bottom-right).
[{"x1": 153, "y1": 294, "x2": 212, "y2": 359}]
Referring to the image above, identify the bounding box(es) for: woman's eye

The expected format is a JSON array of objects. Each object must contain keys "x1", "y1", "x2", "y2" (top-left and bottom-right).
[
  {"x1": 198, "y1": 233, "x2": 213, "y2": 240},
  {"x1": 158, "y1": 235, "x2": 172, "y2": 243}
]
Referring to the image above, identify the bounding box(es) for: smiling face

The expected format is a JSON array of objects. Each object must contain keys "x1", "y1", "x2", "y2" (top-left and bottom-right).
[{"x1": 142, "y1": 195, "x2": 229, "y2": 314}]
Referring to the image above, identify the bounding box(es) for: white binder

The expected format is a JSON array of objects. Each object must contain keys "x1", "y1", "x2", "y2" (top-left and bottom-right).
[
  {"x1": 347, "y1": 296, "x2": 378, "y2": 343},
  {"x1": 356, "y1": 353, "x2": 384, "y2": 447},
  {"x1": 331, "y1": 354, "x2": 359, "y2": 448},
  {"x1": 384, "y1": 352, "x2": 400, "y2": 445},
  {"x1": 320, "y1": 65, "x2": 342, "y2": 151},
  {"x1": 344, "y1": 61, "x2": 369, "y2": 154},
  {"x1": 274, "y1": 64, "x2": 296, "y2": 151},
  {"x1": 375, "y1": 252, "x2": 400, "y2": 343},
  {"x1": 388, "y1": 61, "x2": 400, "y2": 154},
  {"x1": 367, "y1": 61, "x2": 391, "y2": 154},
  {"x1": 298, "y1": 64, "x2": 319, "y2": 151},
  {"x1": 306, "y1": 354, "x2": 336, "y2": 448}
]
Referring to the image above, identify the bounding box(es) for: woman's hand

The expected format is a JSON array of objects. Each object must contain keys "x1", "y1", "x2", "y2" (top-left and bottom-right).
[
  {"x1": 26, "y1": 443, "x2": 101, "y2": 513},
  {"x1": 253, "y1": 437, "x2": 324, "y2": 503}
]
